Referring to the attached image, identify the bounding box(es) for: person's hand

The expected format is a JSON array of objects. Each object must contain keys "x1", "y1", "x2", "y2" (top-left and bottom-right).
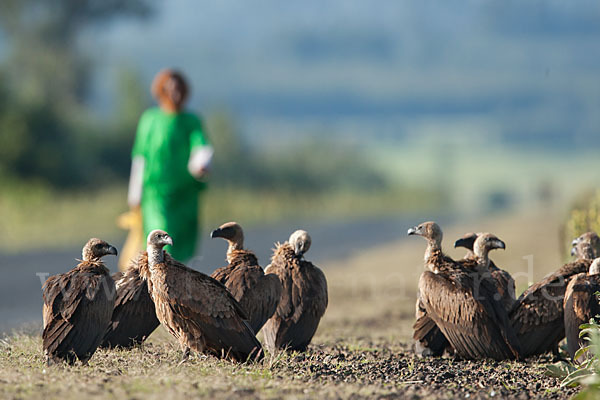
[{"x1": 192, "y1": 167, "x2": 210, "y2": 180}]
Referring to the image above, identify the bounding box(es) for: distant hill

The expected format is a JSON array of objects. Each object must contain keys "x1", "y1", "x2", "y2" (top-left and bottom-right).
[{"x1": 83, "y1": 0, "x2": 600, "y2": 150}]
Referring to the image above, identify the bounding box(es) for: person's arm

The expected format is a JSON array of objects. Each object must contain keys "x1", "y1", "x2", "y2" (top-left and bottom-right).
[
  {"x1": 128, "y1": 110, "x2": 152, "y2": 207},
  {"x1": 127, "y1": 156, "x2": 145, "y2": 208},
  {"x1": 188, "y1": 115, "x2": 213, "y2": 179},
  {"x1": 188, "y1": 146, "x2": 214, "y2": 178}
]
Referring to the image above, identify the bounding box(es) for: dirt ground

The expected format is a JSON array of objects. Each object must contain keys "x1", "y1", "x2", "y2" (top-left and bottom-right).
[{"x1": 0, "y1": 209, "x2": 581, "y2": 399}]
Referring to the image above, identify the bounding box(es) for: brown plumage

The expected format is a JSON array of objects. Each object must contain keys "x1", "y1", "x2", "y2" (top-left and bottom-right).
[
  {"x1": 262, "y1": 230, "x2": 328, "y2": 352},
  {"x1": 408, "y1": 222, "x2": 453, "y2": 357},
  {"x1": 100, "y1": 252, "x2": 160, "y2": 349},
  {"x1": 509, "y1": 231, "x2": 600, "y2": 358},
  {"x1": 413, "y1": 298, "x2": 453, "y2": 357},
  {"x1": 563, "y1": 258, "x2": 600, "y2": 362},
  {"x1": 571, "y1": 232, "x2": 600, "y2": 256},
  {"x1": 409, "y1": 222, "x2": 520, "y2": 360},
  {"x1": 454, "y1": 232, "x2": 516, "y2": 312},
  {"x1": 210, "y1": 222, "x2": 282, "y2": 334},
  {"x1": 144, "y1": 230, "x2": 263, "y2": 362},
  {"x1": 42, "y1": 238, "x2": 117, "y2": 365}
]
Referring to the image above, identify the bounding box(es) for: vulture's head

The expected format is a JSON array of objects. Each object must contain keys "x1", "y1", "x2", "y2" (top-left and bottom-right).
[
  {"x1": 211, "y1": 222, "x2": 244, "y2": 250},
  {"x1": 289, "y1": 230, "x2": 311, "y2": 258},
  {"x1": 408, "y1": 221, "x2": 443, "y2": 245},
  {"x1": 473, "y1": 233, "x2": 505, "y2": 259},
  {"x1": 147, "y1": 229, "x2": 173, "y2": 250},
  {"x1": 571, "y1": 232, "x2": 600, "y2": 259},
  {"x1": 454, "y1": 232, "x2": 478, "y2": 251},
  {"x1": 82, "y1": 238, "x2": 118, "y2": 262},
  {"x1": 589, "y1": 258, "x2": 600, "y2": 275}
]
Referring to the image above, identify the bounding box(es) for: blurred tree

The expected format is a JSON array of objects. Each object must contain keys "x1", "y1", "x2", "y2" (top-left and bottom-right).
[
  {"x1": 205, "y1": 111, "x2": 388, "y2": 193},
  {"x1": 0, "y1": 0, "x2": 154, "y2": 187},
  {"x1": 562, "y1": 189, "x2": 600, "y2": 260},
  {"x1": 88, "y1": 67, "x2": 150, "y2": 184},
  {"x1": 205, "y1": 111, "x2": 248, "y2": 184}
]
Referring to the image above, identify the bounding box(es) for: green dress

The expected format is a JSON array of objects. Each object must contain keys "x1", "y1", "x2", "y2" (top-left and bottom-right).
[{"x1": 132, "y1": 107, "x2": 209, "y2": 261}]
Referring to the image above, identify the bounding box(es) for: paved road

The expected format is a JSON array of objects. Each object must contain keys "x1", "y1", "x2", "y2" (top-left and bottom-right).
[{"x1": 0, "y1": 214, "x2": 448, "y2": 335}]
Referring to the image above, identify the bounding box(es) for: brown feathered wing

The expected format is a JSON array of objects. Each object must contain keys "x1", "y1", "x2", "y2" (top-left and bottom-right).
[
  {"x1": 211, "y1": 250, "x2": 282, "y2": 333},
  {"x1": 413, "y1": 296, "x2": 452, "y2": 356},
  {"x1": 563, "y1": 273, "x2": 600, "y2": 361},
  {"x1": 100, "y1": 252, "x2": 159, "y2": 348},
  {"x1": 263, "y1": 243, "x2": 328, "y2": 352},
  {"x1": 510, "y1": 259, "x2": 591, "y2": 357},
  {"x1": 419, "y1": 267, "x2": 521, "y2": 360},
  {"x1": 42, "y1": 262, "x2": 115, "y2": 364},
  {"x1": 149, "y1": 255, "x2": 262, "y2": 362}
]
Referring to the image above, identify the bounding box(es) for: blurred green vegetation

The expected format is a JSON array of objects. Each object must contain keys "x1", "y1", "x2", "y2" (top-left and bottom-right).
[
  {"x1": 547, "y1": 318, "x2": 600, "y2": 399},
  {"x1": 563, "y1": 190, "x2": 600, "y2": 260},
  {"x1": 0, "y1": 0, "x2": 153, "y2": 188},
  {"x1": 207, "y1": 112, "x2": 387, "y2": 193}
]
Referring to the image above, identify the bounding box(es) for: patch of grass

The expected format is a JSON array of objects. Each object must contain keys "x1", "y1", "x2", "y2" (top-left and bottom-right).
[{"x1": 0, "y1": 210, "x2": 586, "y2": 398}]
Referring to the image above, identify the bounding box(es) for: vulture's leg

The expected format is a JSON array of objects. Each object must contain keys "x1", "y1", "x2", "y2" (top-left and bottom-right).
[
  {"x1": 178, "y1": 347, "x2": 191, "y2": 365},
  {"x1": 552, "y1": 344, "x2": 566, "y2": 362}
]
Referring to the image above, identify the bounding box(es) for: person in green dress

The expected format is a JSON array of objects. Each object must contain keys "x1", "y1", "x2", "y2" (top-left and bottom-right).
[{"x1": 127, "y1": 69, "x2": 213, "y2": 261}]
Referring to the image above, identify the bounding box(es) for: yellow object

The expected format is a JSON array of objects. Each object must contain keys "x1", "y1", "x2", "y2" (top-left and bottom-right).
[{"x1": 116, "y1": 208, "x2": 143, "y2": 271}]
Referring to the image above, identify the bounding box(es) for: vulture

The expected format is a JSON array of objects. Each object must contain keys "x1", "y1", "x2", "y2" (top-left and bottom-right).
[
  {"x1": 262, "y1": 230, "x2": 328, "y2": 352},
  {"x1": 572, "y1": 232, "x2": 600, "y2": 252},
  {"x1": 409, "y1": 222, "x2": 521, "y2": 360},
  {"x1": 42, "y1": 238, "x2": 117, "y2": 365},
  {"x1": 409, "y1": 222, "x2": 453, "y2": 357},
  {"x1": 509, "y1": 231, "x2": 600, "y2": 358},
  {"x1": 454, "y1": 232, "x2": 516, "y2": 311},
  {"x1": 210, "y1": 222, "x2": 282, "y2": 333},
  {"x1": 100, "y1": 252, "x2": 160, "y2": 349},
  {"x1": 144, "y1": 229, "x2": 263, "y2": 362},
  {"x1": 563, "y1": 258, "x2": 600, "y2": 362}
]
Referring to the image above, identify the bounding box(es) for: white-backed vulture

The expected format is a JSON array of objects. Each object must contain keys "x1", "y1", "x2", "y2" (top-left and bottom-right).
[
  {"x1": 262, "y1": 230, "x2": 328, "y2": 352},
  {"x1": 409, "y1": 222, "x2": 521, "y2": 360},
  {"x1": 100, "y1": 252, "x2": 159, "y2": 349},
  {"x1": 454, "y1": 232, "x2": 516, "y2": 311},
  {"x1": 509, "y1": 232, "x2": 600, "y2": 358},
  {"x1": 210, "y1": 222, "x2": 282, "y2": 334},
  {"x1": 409, "y1": 222, "x2": 453, "y2": 357},
  {"x1": 571, "y1": 232, "x2": 600, "y2": 254},
  {"x1": 42, "y1": 238, "x2": 117, "y2": 365},
  {"x1": 144, "y1": 230, "x2": 263, "y2": 362},
  {"x1": 563, "y1": 257, "x2": 600, "y2": 362}
]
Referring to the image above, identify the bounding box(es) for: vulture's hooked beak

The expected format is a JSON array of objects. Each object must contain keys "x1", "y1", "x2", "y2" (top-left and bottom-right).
[
  {"x1": 571, "y1": 246, "x2": 577, "y2": 257},
  {"x1": 407, "y1": 226, "x2": 419, "y2": 236},
  {"x1": 294, "y1": 241, "x2": 304, "y2": 257},
  {"x1": 165, "y1": 236, "x2": 173, "y2": 247},
  {"x1": 210, "y1": 228, "x2": 223, "y2": 239},
  {"x1": 107, "y1": 245, "x2": 118, "y2": 256},
  {"x1": 454, "y1": 237, "x2": 469, "y2": 249},
  {"x1": 572, "y1": 238, "x2": 579, "y2": 247},
  {"x1": 495, "y1": 239, "x2": 506, "y2": 250}
]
